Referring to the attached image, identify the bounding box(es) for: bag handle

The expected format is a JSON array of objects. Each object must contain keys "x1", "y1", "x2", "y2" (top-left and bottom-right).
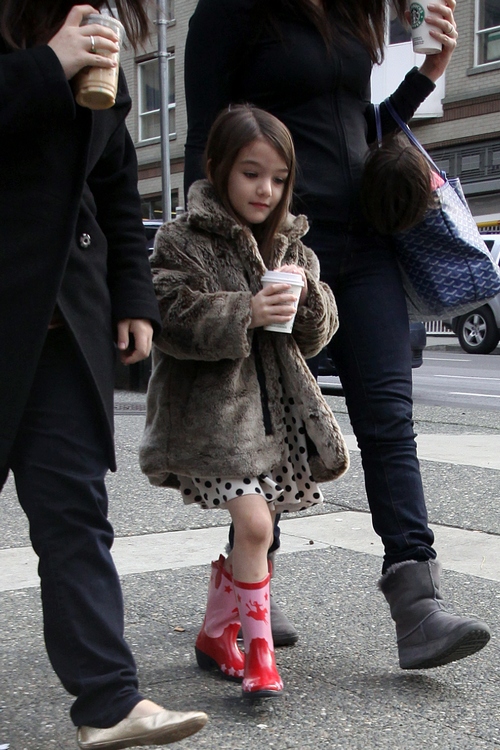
[{"x1": 375, "y1": 99, "x2": 446, "y2": 180}]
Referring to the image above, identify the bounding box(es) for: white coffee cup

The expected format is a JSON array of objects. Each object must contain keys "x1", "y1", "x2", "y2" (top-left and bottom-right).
[
  {"x1": 409, "y1": 1, "x2": 443, "y2": 55},
  {"x1": 74, "y1": 13, "x2": 125, "y2": 110},
  {"x1": 261, "y1": 270, "x2": 304, "y2": 334}
]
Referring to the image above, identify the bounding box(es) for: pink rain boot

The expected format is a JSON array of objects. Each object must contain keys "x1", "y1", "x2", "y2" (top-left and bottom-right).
[
  {"x1": 195, "y1": 555, "x2": 245, "y2": 681},
  {"x1": 233, "y1": 572, "x2": 284, "y2": 698}
]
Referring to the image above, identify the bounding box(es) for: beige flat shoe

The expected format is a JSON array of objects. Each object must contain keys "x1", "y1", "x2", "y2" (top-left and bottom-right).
[{"x1": 77, "y1": 708, "x2": 208, "y2": 749}]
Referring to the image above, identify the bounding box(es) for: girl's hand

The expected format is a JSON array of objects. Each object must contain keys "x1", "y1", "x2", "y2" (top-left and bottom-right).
[
  {"x1": 413, "y1": 1, "x2": 458, "y2": 82},
  {"x1": 117, "y1": 318, "x2": 153, "y2": 364},
  {"x1": 276, "y1": 264, "x2": 308, "y2": 305},
  {"x1": 48, "y1": 5, "x2": 120, "y2": 80},
  {"x1": 249, "y1": 284, "x2": 298, "y2": 329}
]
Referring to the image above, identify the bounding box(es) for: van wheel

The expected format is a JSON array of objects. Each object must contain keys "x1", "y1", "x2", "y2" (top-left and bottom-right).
[{"x1": 456, "y1": 306, "x2": 499, "y2": 354}]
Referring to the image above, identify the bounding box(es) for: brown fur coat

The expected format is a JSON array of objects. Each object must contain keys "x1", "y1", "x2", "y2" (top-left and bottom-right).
[{"x1": 139, "y1": 180, "x2": 349, "y2": 486}]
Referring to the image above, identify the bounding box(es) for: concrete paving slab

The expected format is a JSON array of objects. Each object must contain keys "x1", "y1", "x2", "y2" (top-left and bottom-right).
[
  {"x1": 2, "y1": 547, "x2": 499, "y2": 750},
  {"x1": 3, "y1": 511, "x2": 500, "y2": 593},
  {"x1": 344, "y1": 433, "x2": 500, "y2": 471}
]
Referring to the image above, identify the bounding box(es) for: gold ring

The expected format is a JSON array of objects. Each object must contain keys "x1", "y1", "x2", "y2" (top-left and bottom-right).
[{"x1": 90, "y1": 35, "x2": 96, "y2": 54}]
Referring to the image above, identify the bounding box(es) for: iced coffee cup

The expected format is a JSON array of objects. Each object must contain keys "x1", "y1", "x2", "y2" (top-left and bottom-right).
[
  {"x1": 409, "y1": 1, "x2": 443, "y2": 55},
  {"x1": 261, "y1": 270, "x2": 304, "y2": 334},
  {"x1": 74, "y1": 14, "x2": 125, "y2": 110}
]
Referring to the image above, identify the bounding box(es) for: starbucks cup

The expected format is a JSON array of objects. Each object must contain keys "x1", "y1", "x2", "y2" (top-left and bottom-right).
[
  {"x1": 261, "y1": 270, "x2": 304, "y2": 334},
  {"x1": 409, "y1": 1, "x2": 443, "y2": 55},
  {"x1": 74, "y1": 13, "x2": 125, "y2": 110}
]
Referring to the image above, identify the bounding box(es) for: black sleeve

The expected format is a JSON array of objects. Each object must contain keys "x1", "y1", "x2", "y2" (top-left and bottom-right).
[
  {"x1": 0, "y1": 45, "x2": 75, "y2": 134},
  {"x1": 184, "y1": 0, "x2": 256, "y2": 198},
  {"x1": 365, "y1": 67, "x2": 436, "y2": 144},
  {"x1": 88, "y1": 117, "x2": 162, "y2": 335}
]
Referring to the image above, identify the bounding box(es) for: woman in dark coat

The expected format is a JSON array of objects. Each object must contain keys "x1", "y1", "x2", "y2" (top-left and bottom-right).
[
  {"x1": 0, "y1": 2, "x2": 207, "y2": 747},
  {"x1": 184, "y1": 0, "x2": 491, "y2": 671}
]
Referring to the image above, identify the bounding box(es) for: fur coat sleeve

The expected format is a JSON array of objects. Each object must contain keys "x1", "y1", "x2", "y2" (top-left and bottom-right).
[
  {"x1": 150, "y1": 220, "x2": 254, "y2": 361},
  {"x1": 288, "y1": 241, "x2": 338, "y2": 359}
]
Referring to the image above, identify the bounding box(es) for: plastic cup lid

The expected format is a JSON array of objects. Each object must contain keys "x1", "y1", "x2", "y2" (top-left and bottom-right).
[{"x1": 261, "y1": 270, "x2": 304, "y2": 286}]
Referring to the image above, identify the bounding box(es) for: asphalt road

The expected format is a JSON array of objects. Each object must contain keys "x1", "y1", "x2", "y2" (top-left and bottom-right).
[
  {"x1": 319, "y1": 336, "x2": 500, "y2": 411},
  {"x1": 414, "y1": 348, "x2": 500, "y2": 410}
]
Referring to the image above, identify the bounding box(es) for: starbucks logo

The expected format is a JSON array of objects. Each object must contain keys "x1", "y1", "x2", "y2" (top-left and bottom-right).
[{"x1": 409, "y1": 2, "x2": 425, "y2": 29}]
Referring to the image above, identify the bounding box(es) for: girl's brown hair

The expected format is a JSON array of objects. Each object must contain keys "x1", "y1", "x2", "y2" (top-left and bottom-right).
[
  {"x1": 360, "y1": 133, "x2": 436, "y2": 235},
  {"x1": 258, "y1": 0, "x2": 408, "y2": 63},
  {"x1": 0, "y1": 0, "x2": 150, "y2": 50},
  {"x1": 204, "y1": 104, "x2": 296, "y2": 264}
]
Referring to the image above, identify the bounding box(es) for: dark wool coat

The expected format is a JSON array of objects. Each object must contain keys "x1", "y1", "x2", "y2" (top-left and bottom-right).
[
  {"x1": 140, "y1": 180, "x2": 349, "y2": 486},
  {"x1": 0, "y1": 42, "x2": 161, "y2": 471}
]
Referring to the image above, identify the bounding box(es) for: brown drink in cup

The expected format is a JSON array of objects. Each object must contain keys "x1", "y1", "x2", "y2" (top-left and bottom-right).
[{"x1": 74, "y1": 14, "x2": 125, "y2": 110}]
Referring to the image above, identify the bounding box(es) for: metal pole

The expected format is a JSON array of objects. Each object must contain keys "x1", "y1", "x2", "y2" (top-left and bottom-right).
[{"x1": 157, "y1": 0, "x2": 172, "y2": 221}]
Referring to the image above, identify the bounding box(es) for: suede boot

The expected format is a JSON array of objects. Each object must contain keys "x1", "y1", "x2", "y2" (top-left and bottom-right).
[
  {"x1": 379, "y1": 560, "x2": 491, "y2": 669},
  {"x1": 268, "y1": 551, "x2": 299, "y2": 646},
  {"x1": 234, "y1": 572, "x2": 284, "y2": 698},
  {"x1": 195, "y1": 555, "x2": 245, "y2": 680}
]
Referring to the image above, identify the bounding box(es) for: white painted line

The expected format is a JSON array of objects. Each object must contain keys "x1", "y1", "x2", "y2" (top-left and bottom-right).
[
  {"x1": 2, "y1": 511, "x2": 500, "y2": 592},
  {"x1": 449, "y1": 392, "x2": 500, "y2": 398},
  {"x1": 435, "y1": 374, "x2": 500, "y2": 381},
  {"x1": 424, "y1": 357, "x2": 470, "y2": 362}
]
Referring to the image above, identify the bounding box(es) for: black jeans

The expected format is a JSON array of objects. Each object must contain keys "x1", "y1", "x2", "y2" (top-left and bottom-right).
[
  {"x1": 229, "y1": 221, "x2": 436, "y2": 572},
  {"x1": 309, "y1": 220, "x2": 435, "y2": 572},
  {"x1": 6, "y1": 329, "x2": 142, "y2": 727}
]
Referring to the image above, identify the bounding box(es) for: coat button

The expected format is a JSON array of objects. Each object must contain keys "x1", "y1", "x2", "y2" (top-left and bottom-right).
[{"x1": 79, "y1": 233, "x2": 91, "y2": 249}]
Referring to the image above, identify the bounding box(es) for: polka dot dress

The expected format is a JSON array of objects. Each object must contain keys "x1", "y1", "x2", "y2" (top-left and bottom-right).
[{"x1": 178, "y1": 389, "x2": 324, "y2": 513}]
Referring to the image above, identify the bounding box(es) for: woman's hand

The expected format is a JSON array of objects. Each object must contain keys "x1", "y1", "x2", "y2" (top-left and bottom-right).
[
  {"x1": 276, "y1": 264, "x2": 308, "y2": 305},
  {"x1": 248, "y1": 285, "x2": 298, "y2": 330},
  {"x1": 48, "y1": 4, "x2": 120, "y2": 80},
  {"x1": 414, "y1": 0, "x2": 458, "y2": 82},
  {"x1": 117, "y1": 319, "x2": 153, "y2": 364}
]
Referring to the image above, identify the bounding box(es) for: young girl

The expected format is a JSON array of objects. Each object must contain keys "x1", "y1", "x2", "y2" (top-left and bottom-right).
[{"x1": 140, "y1": 105, "x2": 349, "y2": 698}]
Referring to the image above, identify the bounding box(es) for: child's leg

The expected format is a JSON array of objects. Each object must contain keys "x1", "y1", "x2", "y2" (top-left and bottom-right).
[
  {"x1": 226, "y1": 494, "x2": 275, "y2": 582},
  {"x1": 227, "y1": 495, "x2": 283, "y2": 698}
]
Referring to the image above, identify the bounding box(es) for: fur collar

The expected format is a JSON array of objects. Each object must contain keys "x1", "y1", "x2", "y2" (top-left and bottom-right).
[{"x1": 186, "y1": 179, "x2": 309, "y2": 244}]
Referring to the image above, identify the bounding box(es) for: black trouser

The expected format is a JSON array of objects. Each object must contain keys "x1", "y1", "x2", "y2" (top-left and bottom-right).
[
  {"x1": 229, "y1": 221, "x2": 436, "y2": 573},
  {"x1": 308, "y1": 221, "x2": 435, "y2": 572},
  {"x1": 6, "y1": 329, "x2": 142, "y2": 727}
]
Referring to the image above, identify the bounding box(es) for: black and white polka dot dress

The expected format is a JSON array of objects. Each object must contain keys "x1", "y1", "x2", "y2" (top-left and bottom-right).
[{"x1": 177, "y1": 389, "x2": 324, "y2": 513}]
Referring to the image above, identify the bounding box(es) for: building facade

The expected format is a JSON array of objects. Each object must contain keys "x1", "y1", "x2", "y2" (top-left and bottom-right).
[
  {"x1": 121, "y1": 0, "x2": 500, "y2": 227},
  {"x1": 121, "y1": 0, "x2": 196, "y2": 219}
]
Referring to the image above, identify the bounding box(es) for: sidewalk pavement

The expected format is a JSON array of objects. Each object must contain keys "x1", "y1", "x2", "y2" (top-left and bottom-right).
[{"x1": 1, "y1": 390, "x2": 500, "y2": 750}]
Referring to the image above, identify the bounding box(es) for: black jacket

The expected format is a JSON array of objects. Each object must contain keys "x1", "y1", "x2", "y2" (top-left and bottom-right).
[
  {"x1": 0, "y1": 42, "x2": 161, "y2": 470},
  {"x1": 184, "y1": 0, "x2": 435, "y2": 221}
]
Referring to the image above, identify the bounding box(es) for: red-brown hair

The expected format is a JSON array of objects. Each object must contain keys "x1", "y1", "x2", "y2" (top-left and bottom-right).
[
  {"x1": 258, "y1": 0, "x2": 408, "y2": 63},
  {"x1": 360, "y1": 133, "x2": 436, "y2": 234},
  {"x1": 204, "y1": 104, "x2": 296, "y2": 263}
]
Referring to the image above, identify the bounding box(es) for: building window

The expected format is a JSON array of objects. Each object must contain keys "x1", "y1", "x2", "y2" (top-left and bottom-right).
[
  {"x1": 141, "y1": 190, "x2": 180, "y2": 221},
  {"x1": 476, "y1": 0, "x2": 500, "y2": 65},
  {"x1": 138, "y1": 56, "x2": 175, "y2": 142},
  {"x1": 167, "y1": 0, "x2": 175, "y2": 21}
]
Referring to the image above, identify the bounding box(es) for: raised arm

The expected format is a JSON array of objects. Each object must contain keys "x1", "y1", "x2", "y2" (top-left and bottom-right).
[{"x1": 365, "y1": 0, "x2": 457, "y2": 142}]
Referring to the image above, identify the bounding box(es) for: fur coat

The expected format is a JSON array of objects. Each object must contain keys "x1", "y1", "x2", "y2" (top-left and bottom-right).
[{"x1": 139, "y1": 180, "x2": 349, "y2": 486}]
